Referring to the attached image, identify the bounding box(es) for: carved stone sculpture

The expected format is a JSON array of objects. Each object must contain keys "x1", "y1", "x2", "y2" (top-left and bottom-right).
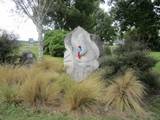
[{"x1": 64, "y1": 26, "x2": 100, "y2": 81}]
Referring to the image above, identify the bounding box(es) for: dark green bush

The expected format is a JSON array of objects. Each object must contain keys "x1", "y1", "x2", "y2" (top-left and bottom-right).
[
  {"x1": 0, "y1": 30, "x2": 19, "y2": 64},
  {"x1": 138, "y1": 71, "x2": 160, "y2": 90},
  {"x1": 44, "y1": 30, "x2": 68, "y2": 57},
  {"x1": 102, "y1": 38, "x2": 158, "y2": 88},
  {"x1": 104, "y1": 46, "x2": 112, "y2": 55}
]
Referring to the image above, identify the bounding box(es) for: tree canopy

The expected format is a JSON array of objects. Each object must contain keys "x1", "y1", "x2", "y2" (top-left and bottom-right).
[
  {"x1": 110, "y1": 0, "x2": 160, "y2": 50},
  {"x1": 44, "y1": 0, "x2": 101, "y2": 32},
  {"x1": 43, "y1": 0, "x2": 116, "y2": 42},
  {"x1": 94, "y1": 9, "x2": 116, "y2": 42}
]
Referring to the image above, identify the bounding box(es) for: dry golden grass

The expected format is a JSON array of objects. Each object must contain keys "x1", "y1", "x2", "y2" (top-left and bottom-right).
[
  {"x1": 0, "y1": 83, "x2": 20, "y2": 103},
  {"x1": 33, "y1": 58, "x2": 64, "y2": 73},
  {"x1": 0, "y1": 59, "x2": 64, "y2": 106},
  {"x1": 19, "y1": 72, "x2": 61, "y2": 106},
  {"x1": 0, "y1": 65, "x2": 28, "y2": 103},
  {"x1": 64, "y1": 73, "x2": 105, "y2": 111},
  {"x1": 0, "y1": 65, "x2": 29, "y2": 85},
  {"x1": 0, "y1": 59, "x2": 148, "y2": 116},
  {"x1": 104, "y1": 70, "x2": 146, "y2": 114}
]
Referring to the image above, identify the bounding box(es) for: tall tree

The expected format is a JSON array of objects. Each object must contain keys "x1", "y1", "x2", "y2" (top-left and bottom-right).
[
  {"x1": 44, "y1": 0, "x2": 116, "y2": 42},
  {"x1": 44, "y1": 0, "x2": 102, "y2": 32},
  {"x1": 110, "y1": 0, "x2": 160, "y2": 50},
  {"x1": 94, "y1": 9, "x2": 116, "y2": 43},
  {"x1": 12, "y1": 0, "x2": 54, "y2": 59}
]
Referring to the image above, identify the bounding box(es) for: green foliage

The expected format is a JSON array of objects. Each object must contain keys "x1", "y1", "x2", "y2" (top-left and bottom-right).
[
  {"x1": 19, "y1": 41, "x2": 39, "y2": 58},
  {"x1": 0, "y1": 103, "x2": 123, "y2": 120},
  {"x1": 0, "y1": 30, "x2": 19, "y2": 64},
  {"x1": 150, "y1": 52, "x2": 160, "y2": 74},
  {"x1": 94, "y1": 9, "x2": 116, "y2": 43},
  {"x1": 44, "y1": 30, "x2": 68, "y2": 57},
  {"x1": 110, "y1": 0, "x2": 160, "y2": 50},
  {"x1": 104, "y1": 46, "x2": 112, "y2": 55},
  {"x1": 148, "y1": 95, "x2": 160, "y2": 120},
  {"x1": 102, "y1": 38, "x2": 158, "y2": 88},
  {"x1": 45, "y1": 0, "x2": 102, "y2": 32},
  {"x1": 45, "y1": 1, "x2": 116, "y2": 43},
  {"x1": 0, "y1": 103, "x2": 73, "y2": 120}
]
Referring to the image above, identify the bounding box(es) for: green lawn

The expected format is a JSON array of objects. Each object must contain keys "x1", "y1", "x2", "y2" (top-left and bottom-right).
[
  {"x1": 0, "y1": 104, "x2": 120, "y2": 120},
  {"x1": 19, "y1": 41, "x2": 39, "y2": 58},
  {"x1": 150, "y1": 52, "x2": 160, "y2": 73},
  {"x1": 148, "y1": 52, "x2": 160, "y2": 120},
  {"x1": 0, "y1": 99, "x2": 160, "y2": 120},
  {"x1": 0, "y1": 104, "x2": 72, "y2": 120}
]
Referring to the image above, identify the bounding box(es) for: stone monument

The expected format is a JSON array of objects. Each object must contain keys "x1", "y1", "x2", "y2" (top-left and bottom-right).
[
  {"x1": 64, "y1": 26, "x2": 101, "y2": 81},
  {"x1": 19, "y1": 52, "x2": 35, "y2": 65}
]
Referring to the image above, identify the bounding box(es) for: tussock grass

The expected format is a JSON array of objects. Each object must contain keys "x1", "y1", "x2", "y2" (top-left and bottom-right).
[
  {"x1": 64, "y1": 73, "x2": 105, "y2": 111},
  {"x1": 20, "y1": 74, "x2": 61, "y2": 106},
  {"x1": 0, "y1": 60, "x2": 63, "y2": 106},
  {"x1": 0, "y1": 83, "x2": 20, "y2": 103},
  {"x1": 0, "y1": 58, "x2": 148, "y2": 117},
  {"x1": 0, "y1": 65, "x2": 28, "y2": 85},
  {"x1": 105, "y1": 70, "x2": 146, "y2": 114},
  {"x1": 34, "y1": 58, "x2": 64, "y2": 73},
  {"x1": 0, "y1": 65, "x2": 28, "y2": 103}
]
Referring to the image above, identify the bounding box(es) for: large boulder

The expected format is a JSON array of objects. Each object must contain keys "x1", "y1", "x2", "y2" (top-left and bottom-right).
[
  {"x1": 64, "y1": 26, "x2": 102, "y2": 81},
  {"x1": 19, "y1": 52, "x2": 36, "y2": 65}
]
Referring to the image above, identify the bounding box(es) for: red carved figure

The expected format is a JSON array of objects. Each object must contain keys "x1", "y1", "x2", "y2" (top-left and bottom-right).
[{"x1": 77, "y1": 45, "x2": 82, "y2": 59}]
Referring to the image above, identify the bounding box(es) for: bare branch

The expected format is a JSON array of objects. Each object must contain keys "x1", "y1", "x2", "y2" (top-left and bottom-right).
[
  {"x1": 13, "y1": 0, "x2": 33, "y2": 19},
  {"x1": 41, "y1": 0, "x2": 54, "y2": 22},
  {"x1": 11, "y1": 0, "x2": 54, "y2": 59}
]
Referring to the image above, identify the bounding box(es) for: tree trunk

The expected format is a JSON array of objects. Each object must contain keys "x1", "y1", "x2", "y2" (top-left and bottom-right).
[{"x1": 36, "y1": 24, "x2": 43, "y2": 60}]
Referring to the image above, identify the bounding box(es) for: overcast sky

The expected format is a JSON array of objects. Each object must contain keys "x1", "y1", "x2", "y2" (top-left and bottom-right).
[{"x1": 0, "y1": 0, "x2": 109, "y2": 41}]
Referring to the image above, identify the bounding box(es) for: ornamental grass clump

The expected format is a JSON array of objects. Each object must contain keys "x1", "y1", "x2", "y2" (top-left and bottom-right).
[
  {"x1": 105, "y1": 70, "x2": 146, "y2": 114},
  {"x1": 0, "y1": 83, "x2": 20, "y2": 103},
  {"x1": 33, "y1": 58, "x2": 64, "y2": 73},
  {"x1": 19, "y1": 72, "x2": 61, "y2": 106},
  {"x1": 0, "y1": 65, "x2": 28, "y2": 103},
  {"x1": 64, "y1": 73, "x2": 104, "y2": 111},
  {"x1": 0, "y1": 65, "x2": 28, "y2": 85}
]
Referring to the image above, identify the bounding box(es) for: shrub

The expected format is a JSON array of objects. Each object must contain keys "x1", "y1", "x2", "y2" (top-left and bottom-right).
[
  {"x1": 139, "y1": 71, "x2": 160, "y2": 90},
  {"x1": 44, "y1": 30, "x2": 68, "y2": 57},
  {"x1": 105, "y1": 70, "x2": 146, "y2": 114},
  {"x1": 104, "y1": 46, "x2": 112, "y2": 55},
  {"x1": 104, "y1": 52, "x2": 156, "y2": 74},
  {"x1": 64, "y1": 73, "x2": 104, "y2": 111},
  {"x1": 0, "y1": 30, "x2": 19, "y2": 64},
  {"x1": 103, "y1": 38, "x2": 157, "y2": 88}
]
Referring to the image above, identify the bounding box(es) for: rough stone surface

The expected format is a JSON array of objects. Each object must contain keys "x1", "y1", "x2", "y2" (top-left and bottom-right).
[
  {"x1": 64, "y1": 26, "x2": 100, "y2": 81},
  {"x1": 19, "y1": 52, "x2": 35, "y2": 65}
]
